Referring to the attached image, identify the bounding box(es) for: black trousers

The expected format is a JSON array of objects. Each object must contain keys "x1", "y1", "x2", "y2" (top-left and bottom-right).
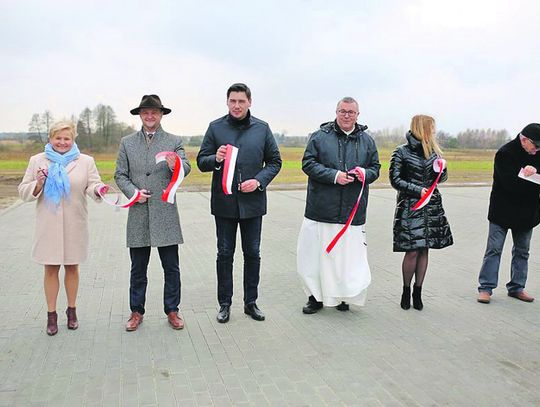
[
  {"x1": 129, "y1": 245, "x2": 180, "y2": 315},
  {"x1": 215, "y1": 216, "x2": 262, "y2": 306}
]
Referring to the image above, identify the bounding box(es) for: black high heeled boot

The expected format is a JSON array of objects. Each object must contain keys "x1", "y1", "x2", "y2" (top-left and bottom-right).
[
  {"x1": 400, "y1": 286, "x2": 411, "y2": 310},
  {"x1": 412, "y1": 285, "x2": 423, "y2": 310}
]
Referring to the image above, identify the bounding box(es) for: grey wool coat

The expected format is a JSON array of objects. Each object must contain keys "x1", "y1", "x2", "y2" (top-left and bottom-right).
[{"x1": 114, "y1": 126, "x2": 191, "y2": 248}]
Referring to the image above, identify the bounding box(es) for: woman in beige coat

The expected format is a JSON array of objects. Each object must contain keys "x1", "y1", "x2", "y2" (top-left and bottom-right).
[{"x1": 18, "y1": 121, "x2": 105, "y2": 335}]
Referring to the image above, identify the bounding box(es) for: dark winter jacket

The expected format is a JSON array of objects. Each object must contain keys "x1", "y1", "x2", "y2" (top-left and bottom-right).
[
  {"x1": 196, "y1": 112, "x2": 282, "y2": 219},
  {"x1": 389, "y1": 132, "x2": 453, "y2": 252},
  {"x1": 488, "y1": 136, "x2": 540, "y2": 230},
  {"x1": 302, "y1": 121, "x2": 380, "y2": 225}
]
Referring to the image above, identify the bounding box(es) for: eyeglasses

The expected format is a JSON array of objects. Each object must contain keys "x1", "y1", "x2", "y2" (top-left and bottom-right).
[
  {"x1": 521, "y1": 134, "x2": 540, "y2": 150},
  {"x1": 337, "y1": 109, "x2": 358, "y2": 117}
]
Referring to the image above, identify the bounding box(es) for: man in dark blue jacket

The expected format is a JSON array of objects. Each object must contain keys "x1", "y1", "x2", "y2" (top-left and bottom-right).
[
  {"x1": 477, "y1": 123, "x2": 540, "y2": 304},
  {"x1": 197, "y1": 83, "x2": 282, "y2": 323}
]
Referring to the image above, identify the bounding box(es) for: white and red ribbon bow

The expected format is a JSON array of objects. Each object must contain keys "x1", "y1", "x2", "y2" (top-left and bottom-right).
[
  {"x1": 155, "y1": 151, "x2": 184, "y2": 204},
  {"x1": 99, "y1": 151, "x2": 184, "y2": 208},
  {"x1": 98, "y1": 185, "x2": 140, "y2": 208},
  {"x1": 222, "y1": 144, "x2": 239, "y2": 195},
  {"x1": 412, "y1": 158, "x2": 446, "y2": 211},
  {"x1": 326, "y1": 167, "x2": 366, "y2": 254}
]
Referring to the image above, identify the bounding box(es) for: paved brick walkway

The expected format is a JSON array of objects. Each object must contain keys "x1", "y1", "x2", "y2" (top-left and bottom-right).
[{"x1": 0, "y1": 187, "x2": 539, "y2": 406}]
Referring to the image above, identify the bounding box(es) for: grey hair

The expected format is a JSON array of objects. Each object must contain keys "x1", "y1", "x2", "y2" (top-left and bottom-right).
[{"x1": 336, "y1": 97, "x2": 359, "y2": 111}]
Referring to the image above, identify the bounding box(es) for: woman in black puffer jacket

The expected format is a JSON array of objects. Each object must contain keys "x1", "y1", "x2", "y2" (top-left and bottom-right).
[{"x1": 389, "y1": 115, "x2": 453, "y2": 311}]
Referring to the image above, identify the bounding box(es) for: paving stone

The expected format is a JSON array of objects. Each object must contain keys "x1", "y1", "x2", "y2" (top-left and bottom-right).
[{"x1": 1, "y1": 188, "x2": 540, "y2": 406}]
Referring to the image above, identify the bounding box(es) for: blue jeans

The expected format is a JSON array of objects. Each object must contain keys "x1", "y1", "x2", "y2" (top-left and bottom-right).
[
  {"x1": 478, "y1": 222, "x2": 532, "y2": 295},
  {"x1": 215, "y1": 216, "x2": 262, "y2": 306},
  {"x1": 129, "y1": 245, "x2": 180, "y2": 315}
]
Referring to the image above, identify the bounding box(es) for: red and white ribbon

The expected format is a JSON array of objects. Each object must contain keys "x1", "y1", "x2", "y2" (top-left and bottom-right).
[
  {"x1": 222, "y1": 144, "x2": 239, "y2": 195},
  {"x1": 155, "y1": 151, "x2": 184, "y2": 204},
  {"x1": 98, "y1": 185, "x2": 140, "y2": 208},
  {"x1": 326, "y1": 167, "x2": 366, "y2": 254},
  {"x1": 412, "y1": 158, "x2": 446, "y2": 211}
]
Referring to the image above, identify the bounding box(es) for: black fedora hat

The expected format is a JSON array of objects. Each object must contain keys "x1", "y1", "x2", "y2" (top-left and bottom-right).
[{"x1": 130, "y1": 94, "x2": 171, "y2": 115}]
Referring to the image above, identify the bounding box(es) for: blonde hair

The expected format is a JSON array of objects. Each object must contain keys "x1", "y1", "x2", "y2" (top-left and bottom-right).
[
  {"x1": 48, "y1": 121, "x2": 77, "y2": 140},
  {"x1": 410, "y1": 115, "x2": 442, "y2": 159}
]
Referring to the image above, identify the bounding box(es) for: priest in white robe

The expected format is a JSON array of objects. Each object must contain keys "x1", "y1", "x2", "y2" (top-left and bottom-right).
[{"x1": 297, "y1": 97, "x2": 380, "y2": 313}]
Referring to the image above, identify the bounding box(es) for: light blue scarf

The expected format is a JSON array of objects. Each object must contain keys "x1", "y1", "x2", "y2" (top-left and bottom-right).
[{"x1": 43, "y1": 143, "x2": 80, "y2": 207}]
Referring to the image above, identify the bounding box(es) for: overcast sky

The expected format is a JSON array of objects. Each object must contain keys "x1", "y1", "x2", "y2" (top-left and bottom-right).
[{"x1": 1, "y1": 0, "x2": 539, "y2": 137}]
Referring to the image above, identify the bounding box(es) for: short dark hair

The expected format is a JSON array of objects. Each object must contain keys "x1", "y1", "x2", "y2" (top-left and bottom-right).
[{"x1": 227, "y1": 83, "x2": 251, "y2": 100}]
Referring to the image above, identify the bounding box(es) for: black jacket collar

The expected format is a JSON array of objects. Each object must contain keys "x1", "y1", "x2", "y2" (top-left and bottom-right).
[
  {"x1": 320, "y1": 121, "x2": 368, "y2": 137},
  {"x1": 227, "y1": 110, "x2": 251, "y2": 129},
  {"x1": 406, "y1": 131, "x2": 424, "y2": 153}
]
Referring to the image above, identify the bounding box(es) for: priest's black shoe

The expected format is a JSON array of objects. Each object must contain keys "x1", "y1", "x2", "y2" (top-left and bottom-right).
[
  {"x1": 336, "y1": 301, "x2": 349, "y2": 311},
  {"x1": 302, "y1": 295, "x2": 323, "y2": 314},
  {"x1": 244, "y1": 303, "x2": 265, "y2": 321},
  {"x1": 217, "y1": 305, "x2": 230, "y2": 323}
]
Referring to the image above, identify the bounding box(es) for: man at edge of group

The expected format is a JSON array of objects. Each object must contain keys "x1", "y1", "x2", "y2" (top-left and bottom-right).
[
  {"x1": 297, "y1": 97, "x2": 380, "y2": 314},
  {"x1": 115, "y1": 94, "x2": 191, "y2": 331},
  {"x1": 477, "y1": 123, "x2": 540, "y2": 304},
  {"x1": 197, "y1": 83, "x2": 282, "y2": 323}
]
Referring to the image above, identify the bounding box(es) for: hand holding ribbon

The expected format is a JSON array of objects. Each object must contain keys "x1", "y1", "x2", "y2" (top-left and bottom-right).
[
  {"x1": 99, "y1": 151, "x2": 183, "y2": 208},
  {"x1": 412, "y1": 158, "x2": 446, "y2": 211},
  {"x1": 155, "y1": 151, "x2": 184, "y2": 204},
  {"x1": 95, "y1": 183, "x2": 109, "y2": 198},
  {"x1": 98, "y1": 184, "x2": 141, "y2": 208},
  {"x1": 164, "y1": 154, "x2": 177, "y2": 170},
  {"x1": 326, "y1": 166, "x2": 366, "y2": 254},
  {"x1": 216, "y1": 145, "x2": 227, "y2": 163},
  {"x1": 137, "y1": 189, "x2": 151, "y2": 203},
  {"x1": 222, "y1": 144, "x2": 239, "y2": 195},
  {"x1": 336, "y1": 171, "x2": 355, "y2": 185}
]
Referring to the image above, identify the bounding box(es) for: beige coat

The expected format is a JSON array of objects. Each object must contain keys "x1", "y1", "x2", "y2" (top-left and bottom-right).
[{"x1": 18, "y1": 152, "x2": 103, "y2": 265}]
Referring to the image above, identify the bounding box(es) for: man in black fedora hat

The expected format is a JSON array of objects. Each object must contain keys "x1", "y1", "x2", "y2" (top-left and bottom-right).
[
  {"x1": 477, "y1": 123, "x2": 540, "y2": 304},
  {"x1": 115, "y1": 94, "x2": 191, "y2": 331}
]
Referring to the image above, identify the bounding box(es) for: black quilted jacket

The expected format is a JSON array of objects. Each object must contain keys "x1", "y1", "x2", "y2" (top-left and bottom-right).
[
  {"x1": 389, "y1": 132, "x2": 453, "y2": 252},
  {"x1": 302, "y1": 121, "x2": 380, "y2": 225}
]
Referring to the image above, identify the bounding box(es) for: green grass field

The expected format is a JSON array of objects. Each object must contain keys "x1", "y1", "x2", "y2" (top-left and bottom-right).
[{"x1": 0, "y1": 146, "x2": 496, "y2": 186}]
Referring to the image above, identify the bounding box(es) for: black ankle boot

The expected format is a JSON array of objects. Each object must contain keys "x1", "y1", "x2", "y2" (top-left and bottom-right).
[
  {"x1": 302, "y1": 295, "x2": 323, "y2": 314},
  {"x1": 336, "y1": 301, "x2": 349, "y2": 311},
  {"x1": 412, "y1": 285, "x2": 423, "y2": 310},
  {"x1": 401, "y1": 286, "x2": 411, "y2": 310}
]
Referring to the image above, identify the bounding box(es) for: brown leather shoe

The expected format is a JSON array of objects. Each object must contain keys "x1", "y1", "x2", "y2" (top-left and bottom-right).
[
  {"x1": 125, "y1": 312, "x2": 143, "y2": 331},
  {"x1": 47, "y1": 311, "x2": 58, "y2": 336},
  {"x1": 508, "y1": 290, "x2": 534, "y2": 302},
  {"x1": 66, "y1": 307, "x2": 78, "y2": 330},
  {"x1": 477, "y1": 291, "x2": 491, "y2": 304},
  {"x1": 167, "y1": 312, "x2": 184, "y2": 330}
]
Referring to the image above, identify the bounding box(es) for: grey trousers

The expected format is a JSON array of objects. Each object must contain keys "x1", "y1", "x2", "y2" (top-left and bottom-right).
[{"x1": 478, "y1": 222, "x2": 532, "y2": 295}]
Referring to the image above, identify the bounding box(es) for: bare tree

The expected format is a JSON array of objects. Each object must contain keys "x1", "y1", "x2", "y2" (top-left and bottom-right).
[
  {"x1": 41, "y1": 110, "x2": 54, "y2": 135},
  {"x1": 93, "y1": 104, "x2": 116, "y2": 146},
  {"x1": 77, "y1": 107, "x2": 93, "y2": 148},
  {"x1": 28, "y1": 113, "x2": 44, "y2": 142}
]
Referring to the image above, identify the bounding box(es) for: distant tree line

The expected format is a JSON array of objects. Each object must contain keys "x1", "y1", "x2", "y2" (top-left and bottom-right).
[
  {"x1": 180, "y1": 133, "x2": 309, "y2": 148},
  {"x1": 27, "y1": 106, "x2": 136, "y2": 152},
  {"x1": 23, "y1": 109, "x2": 510, "y2": 151},
  {"x1": 369, "y1": 126, "x2": 509, "y2": 149}
]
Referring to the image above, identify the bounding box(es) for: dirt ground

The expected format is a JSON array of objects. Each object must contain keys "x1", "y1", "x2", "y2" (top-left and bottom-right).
[{"x1": 0, "y1": 177, "x2": 20, "y2": 210}]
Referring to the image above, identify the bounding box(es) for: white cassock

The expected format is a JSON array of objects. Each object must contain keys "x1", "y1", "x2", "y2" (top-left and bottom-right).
[{"x1": 297, "y1": 217, "x2": 371, "y2": 306}]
